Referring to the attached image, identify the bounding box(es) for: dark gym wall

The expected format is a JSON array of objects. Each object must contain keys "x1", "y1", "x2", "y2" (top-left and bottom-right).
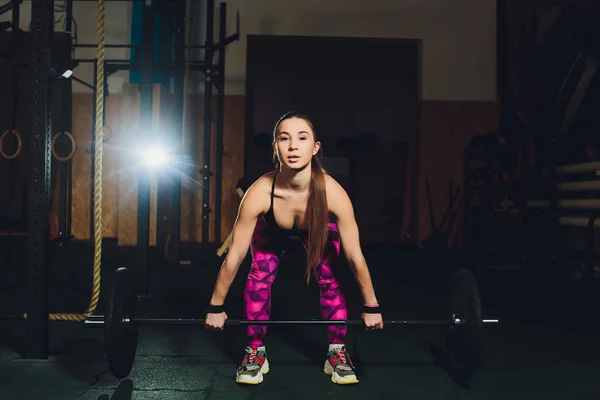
[
  {"x1": 418, "y1": 100, "x2": 499, "y2": 246},
  {"x1": 245, "y1": 35, "x2": 421, "y2": 243}
]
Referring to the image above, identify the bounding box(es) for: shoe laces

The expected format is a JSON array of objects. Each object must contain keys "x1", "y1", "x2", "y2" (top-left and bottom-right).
[
  {"x1": 245, "y1": 347, "x2": 258, "y2": 364},
  {"x1": 333, "y1": 347, "x2": 348, "y2": 365}
]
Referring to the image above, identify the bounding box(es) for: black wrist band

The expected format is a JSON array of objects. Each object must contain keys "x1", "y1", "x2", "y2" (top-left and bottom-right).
[
  {"x1": 205, "y1": 303, "x2": 225, "y2": 314},
  {"x1": 362, "y1": 304, "x2": 381, "y2": 314}
]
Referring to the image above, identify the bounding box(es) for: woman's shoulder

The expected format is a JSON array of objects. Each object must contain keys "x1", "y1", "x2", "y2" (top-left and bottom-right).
[
  {"x1": 245, "y1": 171, "x2": 275, "y2": 199},
  {"x1": 242, "y1": 171, "x2": 277, "y2": 206},
  {"x1": 246, "y1": 171, "x2": 277, "y2": 190},
  {"x1": 324, "y1": 173, "x2": 352, "y2": 213},
  {"x1": 257, "y1": 170, "x2": 278, "y2": 188},
  {"x1": 324, "y1": 173, "x2": 345, "y2": 196}
]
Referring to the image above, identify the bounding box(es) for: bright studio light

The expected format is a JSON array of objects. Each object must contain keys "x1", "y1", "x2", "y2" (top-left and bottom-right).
[
  {"x1": 61, "y1": 69, "x2": 73, "y2": 79},
  {"x1": 141, "y1": 146, "x2": 169, "y2": 168}
]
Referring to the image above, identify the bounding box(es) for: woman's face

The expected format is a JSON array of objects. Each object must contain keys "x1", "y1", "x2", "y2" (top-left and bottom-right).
[{"x1": 274, "y1": 117, "x2": 320, "y2": 170}]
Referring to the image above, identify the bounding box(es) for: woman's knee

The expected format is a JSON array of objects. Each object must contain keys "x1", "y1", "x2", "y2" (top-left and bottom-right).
[{"x1": 314, "y1": 258, "x2": 343, "y2": 285}]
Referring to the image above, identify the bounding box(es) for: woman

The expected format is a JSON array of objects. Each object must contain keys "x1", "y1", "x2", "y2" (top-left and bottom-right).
[{"x1": 205, "y1": 111, "x2": 383, "y2": 385}]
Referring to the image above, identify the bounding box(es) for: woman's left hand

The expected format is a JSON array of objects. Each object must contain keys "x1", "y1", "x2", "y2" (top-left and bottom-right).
[{"x1": 362, "y1": 312, "x2": 384, "y2": 330}]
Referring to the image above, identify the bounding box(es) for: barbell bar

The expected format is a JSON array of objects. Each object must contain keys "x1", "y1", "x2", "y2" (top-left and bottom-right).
[
  {"x1": 92, "y1": 266, "x2": 498, "y2": 381},
  {"x1": 85, "y1": 317, "x2": 499, "y2": 327}
]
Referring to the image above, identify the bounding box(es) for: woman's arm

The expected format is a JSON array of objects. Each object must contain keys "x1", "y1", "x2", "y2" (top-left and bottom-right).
[
  {"x1": 326, "y1": 176, "x2": 379, "y2": 306},
  {"x1": 209, "y1": 179, "x2": 266, "y2": 306}
]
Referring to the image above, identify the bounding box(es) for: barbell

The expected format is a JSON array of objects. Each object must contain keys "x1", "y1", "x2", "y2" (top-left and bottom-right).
[{"x1": 86, "y1": 266, "x2": 498, "y2": 380}]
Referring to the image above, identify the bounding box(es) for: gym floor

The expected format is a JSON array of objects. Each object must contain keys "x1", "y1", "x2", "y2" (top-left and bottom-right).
[{"x1": 1, "y1": 240, "x2": 599, "y2": 399}]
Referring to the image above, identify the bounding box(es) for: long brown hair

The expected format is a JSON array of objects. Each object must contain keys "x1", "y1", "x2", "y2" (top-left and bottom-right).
[{"x1": 272, "y1": 111, "x2": 328, "y2": 284}]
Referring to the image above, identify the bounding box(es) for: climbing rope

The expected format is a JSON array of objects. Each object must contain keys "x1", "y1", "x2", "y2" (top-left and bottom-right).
[
  {"x1": 55, "y1": 0, "x2": 104, "y2": 320},
  {"x1": 24, "y1": 0, "x2": 105, "y2": 321},
  {"x1": 85, "y1": 0, "x2": 105, "y2": 321}
]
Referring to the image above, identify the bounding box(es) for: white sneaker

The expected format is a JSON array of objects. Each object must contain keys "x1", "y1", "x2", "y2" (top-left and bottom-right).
[
  {"x1": 323, "y1": 344, "x2": 359, "y2": 384},
  {"x1": 235, "y1": 345, "x2": 269, "y2": 384}
]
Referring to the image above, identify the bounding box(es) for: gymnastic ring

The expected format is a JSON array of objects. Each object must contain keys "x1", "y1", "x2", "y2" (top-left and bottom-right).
[
  {"x1": 0, "y1": 129, "x2": 23, "y2": 160},
  {"x1": 52, "y1": 131, "x2": 76, "y2": 162}
]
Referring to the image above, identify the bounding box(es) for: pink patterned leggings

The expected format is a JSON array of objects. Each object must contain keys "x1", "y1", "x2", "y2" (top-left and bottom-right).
[{"x1": 244, "y1": 217, "x2": 347, "y2": 347}]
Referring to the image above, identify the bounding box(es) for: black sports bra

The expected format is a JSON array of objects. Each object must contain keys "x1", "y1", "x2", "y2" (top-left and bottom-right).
[{"x1": 263, "y1": 172, "x2": 336, "y2": 239}]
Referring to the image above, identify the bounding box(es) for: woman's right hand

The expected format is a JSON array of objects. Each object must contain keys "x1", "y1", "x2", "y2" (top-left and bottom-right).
[{"x1": 205, "y1": 312, "x2": 228, "y2": 331}]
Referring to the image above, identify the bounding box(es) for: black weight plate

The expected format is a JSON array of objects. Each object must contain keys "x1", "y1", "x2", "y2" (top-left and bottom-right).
[
  {"x1": 446, "y1": 268, "x2": 482, "y2": 378},
  {"x1": 105, "y1": 266, "x2": 138, "y2": 379}
]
